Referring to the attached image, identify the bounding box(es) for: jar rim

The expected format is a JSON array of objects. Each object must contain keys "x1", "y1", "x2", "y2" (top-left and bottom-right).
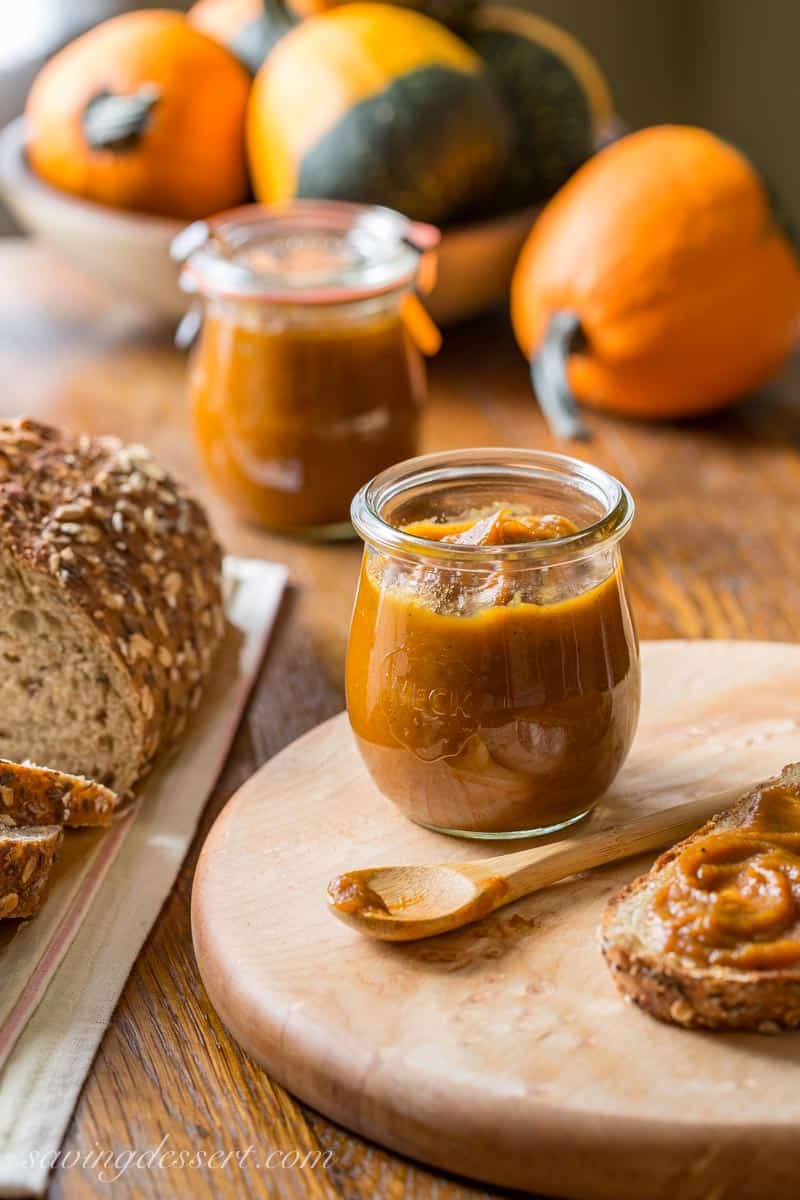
[
  {"x1": 351, "y1": 448, "x2": 635, "y2": 565},
  {"x1": 172, "y1": 199, "x2": 440, "y2": 306}
]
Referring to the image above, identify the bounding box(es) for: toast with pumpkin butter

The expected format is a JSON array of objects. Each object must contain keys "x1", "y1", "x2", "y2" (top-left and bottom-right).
[{"x1": 602, "y1": 763, "x2": 800, "y2": 1033}]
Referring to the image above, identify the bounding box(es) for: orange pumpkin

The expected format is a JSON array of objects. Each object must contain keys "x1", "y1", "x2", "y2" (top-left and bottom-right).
[
  {"x1": 190, "y1": 0, "x2": 265, "y2": 43},
  {"x1": 26, "y1": 10, "x2": 251, "y2": 220},
  {"x1": 511, "y1": 125, "x2": 800, "y2": 425}
]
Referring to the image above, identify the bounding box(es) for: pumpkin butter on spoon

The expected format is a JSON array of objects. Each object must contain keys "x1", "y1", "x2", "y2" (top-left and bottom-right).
[{"x1": 346, "y1": 494, "x2": 640, "y2": 838}]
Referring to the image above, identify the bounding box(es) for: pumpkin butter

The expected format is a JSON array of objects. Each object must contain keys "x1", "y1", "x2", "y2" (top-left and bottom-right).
[
  {"x1": 327, "y1": 873, "x2": 390, "y2": 916},
  {"x1": 192, "y1": 307, "x2": 422, "y2": 532},
  {"x1": 346, "y1": 505, "x2": 640, "y2": 836},
  {"x1": 651, "y1": 775, "x2": 800, "y2": 970},
  {"x1": 177, "y1": 200, "x2": 438, "y2": 536}
]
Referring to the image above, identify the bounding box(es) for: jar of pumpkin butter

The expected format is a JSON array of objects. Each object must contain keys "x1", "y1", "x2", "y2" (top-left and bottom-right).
[
  {"x1": 346, "y1": 449, "x2": 640, "y2": 839},
  {"x1": 175, "y1": 200, "x2": 438, "y2": 539}
]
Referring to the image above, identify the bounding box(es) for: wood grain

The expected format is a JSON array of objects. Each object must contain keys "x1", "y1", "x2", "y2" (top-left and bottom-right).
[
  {"x1": 1, "y1": 241, "x2": 799, "y2": 1197},
  {"x1": 193, "y1": 645, "x2": 800, "y2": 1199}
]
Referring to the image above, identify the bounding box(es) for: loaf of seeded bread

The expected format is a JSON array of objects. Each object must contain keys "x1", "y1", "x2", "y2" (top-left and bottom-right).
[
  {"x1": 0, "y1": 419, "x2": 225, "y2": 794},
  {"x1": 0, "y1": 825, "x2": 63, "y2": 918},
  {"x1": 0, "y1": 759, "x2": 117, "y2": 828}
]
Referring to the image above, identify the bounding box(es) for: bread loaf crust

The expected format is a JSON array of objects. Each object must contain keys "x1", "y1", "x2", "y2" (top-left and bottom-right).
[
  {"x1": 0, "y1": 759, "x2": 117, "y2": 828},
  {"x1": 0, "y1": 825, "x2": 63, "y2": 918},
  {"x1": 0, "y1": 419, "x2": 225, "y2": 792}
]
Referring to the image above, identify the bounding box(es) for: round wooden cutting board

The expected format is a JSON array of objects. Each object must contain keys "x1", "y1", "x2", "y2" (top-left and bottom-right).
[{"x1": 192, "y1": 641, "x2": 800, "y2": 1200}]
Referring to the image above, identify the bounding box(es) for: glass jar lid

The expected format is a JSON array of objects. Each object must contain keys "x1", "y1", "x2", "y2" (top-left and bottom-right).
[{"x1": 172, "y1": 199, "x2": 440, "y2": 306}]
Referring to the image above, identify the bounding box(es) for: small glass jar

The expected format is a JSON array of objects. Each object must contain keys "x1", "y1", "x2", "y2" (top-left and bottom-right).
[
  {"x1": 346, "y1": 449, "x2": 640, "y2": 839},
  {"x1": 174, "y1": 201, "x2": 438, "y2": 538}
]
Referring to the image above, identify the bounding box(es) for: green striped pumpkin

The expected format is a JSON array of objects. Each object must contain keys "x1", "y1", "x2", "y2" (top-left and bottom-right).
[
  {"x1": 247, "y1": 2, "x2": 510, "y2": 224},
  {"x1": 465, "y1": 4, "x2": 613, "y2": 209}
]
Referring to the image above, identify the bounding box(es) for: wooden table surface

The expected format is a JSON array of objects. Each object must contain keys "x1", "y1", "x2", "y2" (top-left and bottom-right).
[{"x1": 3, "y1": 241, "x2": 800, "y2": 1199}]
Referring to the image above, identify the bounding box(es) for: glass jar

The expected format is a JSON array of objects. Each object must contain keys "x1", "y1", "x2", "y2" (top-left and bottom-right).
[
  {"x1": 346, "y1": 449, "x2": 640, "y2": 839},
  {"x1": 174, "y1": 201, "x2": 438, "y2": 538}
]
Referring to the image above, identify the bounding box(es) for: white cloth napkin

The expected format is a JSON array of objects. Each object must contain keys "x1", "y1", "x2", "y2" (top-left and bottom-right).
[{"x1": 0, "y1": 556, "x2": 287, "y2": 1198}]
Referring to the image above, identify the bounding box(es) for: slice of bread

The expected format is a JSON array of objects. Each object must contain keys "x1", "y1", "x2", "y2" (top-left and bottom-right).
[
  {"x1": 0, "y1": 418, "x2": 225, "y2": 794},
  {"x1": 602, "y1": 763, "x2": 800, "y2": 1033},
  {"x1": 0, "y1": 825, "x2": 63, "y2": 918},
  {"x1": 0, "y1": 759, "x2": 117, "y2": 829}
]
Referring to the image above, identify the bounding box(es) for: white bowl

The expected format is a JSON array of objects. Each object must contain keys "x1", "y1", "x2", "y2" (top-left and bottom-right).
[{"x1": 0, "y1": 116, "x2": 538, "y2": 327}]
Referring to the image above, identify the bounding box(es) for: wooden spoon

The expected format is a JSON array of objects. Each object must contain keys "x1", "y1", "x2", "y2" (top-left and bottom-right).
[{"x1": 327, "y1": 784, "x2": 746, "y2": 942}]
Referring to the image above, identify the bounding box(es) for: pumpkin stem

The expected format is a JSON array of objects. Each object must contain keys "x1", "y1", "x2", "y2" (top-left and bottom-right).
[
  {"x1": 530, "y1": 310, "x2": 590, "y2": 441},
  {"x1": 83, "y1": 85, "x2": 160, "y2": 152},
  {"x1": 262, "y1": 0, "x2": 294, "y2": 20},
  {"x1": 230, "y1": 0, "x2": 296, "y2": 74}
]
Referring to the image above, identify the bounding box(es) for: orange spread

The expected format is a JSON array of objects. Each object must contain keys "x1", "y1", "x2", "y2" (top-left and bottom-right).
[
  {"x1": 328, "y1": 873, "x2": 390, "y2": 915},
  {"x1": 651, "y1": 776, "x2": 800, "y2": 969},
  {"x1": 191, "y1": 308, "x2": 423, "y2": 531},
  {"x1": 422, "y1": 509, "x2": 579, "y2": 546},
  {"x1": 346, "y1": 508, "x2": 640, "y2": 834}
]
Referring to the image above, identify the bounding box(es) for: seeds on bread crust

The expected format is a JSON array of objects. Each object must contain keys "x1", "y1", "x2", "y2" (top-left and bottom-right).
[
  {"x1": 0, "y1": 825, "x2": 63, "y2": 918},
  {"x1": 0, "y1": 418, "x2": 225, "y2": 793},
  {"x1": 0, "y1": 760, "x2": 118, "y2": 828}
]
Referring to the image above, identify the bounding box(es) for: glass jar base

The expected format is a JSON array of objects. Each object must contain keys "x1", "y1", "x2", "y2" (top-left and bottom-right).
[{"x1": 414, "y1": 806, "x2": 594, "y2": 841}]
